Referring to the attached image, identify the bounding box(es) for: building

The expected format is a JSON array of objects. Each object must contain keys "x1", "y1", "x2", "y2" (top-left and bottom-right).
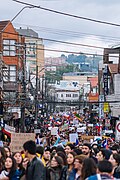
[
  {"x1": 0, "y1": 20, "x2": 25, "y2": 125},
  {"x1": 99, "y1": 46, "x2": 120, "y2": 118},
  {"x1": 52, "y1": 80, "x2": 80, "y2": 112},
  {"x1": 16, "y1": 27, "x2": 45, "y2": 78},
  {"x1": 63, "y1": 72, "x2": 97, "y2": 88}
]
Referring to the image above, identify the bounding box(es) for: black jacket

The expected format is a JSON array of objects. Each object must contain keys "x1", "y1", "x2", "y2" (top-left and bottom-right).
[{"x1": 26, "y1": 157, "x2": 46, "y2": 180}]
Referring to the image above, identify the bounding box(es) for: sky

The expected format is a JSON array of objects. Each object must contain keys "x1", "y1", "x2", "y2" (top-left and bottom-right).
[{"x1": 1, "y1": 0, "x2": 120, "y2": 57}]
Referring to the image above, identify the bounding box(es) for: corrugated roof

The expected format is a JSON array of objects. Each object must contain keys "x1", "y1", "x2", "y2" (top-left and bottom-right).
[
  {"x1": 16, "y1": 28, "x2": 38, "y2": 38},
  {"x1": 0, "y1": 20, "x2": 9, "y2": 31},
  {"x1": 108, "y1": 64, "x2": 118, "y2": 74}
]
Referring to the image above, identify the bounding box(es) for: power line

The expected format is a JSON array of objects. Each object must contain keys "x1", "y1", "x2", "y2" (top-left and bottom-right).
[
  {"x1": 15, "y1": 23, "x2": 120, "y2": 42},
  {"x1": 1, "y1": 31, "x2": 120, "y2": 57},
  {"x1": 13, "y1": 0, "x2": 120, "y2": 27},
  {"x1": 0, "y1": 30, "x2": 105, "y2": 50}
]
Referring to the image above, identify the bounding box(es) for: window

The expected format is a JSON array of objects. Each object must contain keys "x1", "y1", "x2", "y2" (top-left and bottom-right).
[
  {"x1": 66, "y1": 94, "x2": 71, "y2": 97},
  {"x1": 3, "y1": 65, "x2": 16, "y2": 82},
  {"x1": 73, "y1": 94, "x2": 78, "y2": 98},
  {"x1": 26, "y1": 43, "x2": 36, "y2": 57},
  {"x1": 61, "y1": 94, "x2": 63, "y2": 97},
  {"x1": 3, "y1": 39, "x2": 16, "y2": 56},
  {"x1": 9, "y1": 66, "x2": 16, "y2": 81}
]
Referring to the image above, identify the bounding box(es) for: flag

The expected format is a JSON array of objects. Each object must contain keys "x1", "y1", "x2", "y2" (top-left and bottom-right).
[
  {"x1": 74, "y1": 113, "x2": 82, "y2": 122},
  {"x1": 75, "y1": 138, "x2": 79, "y2": 146},
  {"x1": 54, "y1": 135, "x2": 61, "y2": 146},
  {"x1": 102, "y1": 139, "x2": 108, "y2": 148}
]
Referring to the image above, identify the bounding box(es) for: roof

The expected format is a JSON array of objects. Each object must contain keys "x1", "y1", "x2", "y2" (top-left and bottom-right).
[
  {"x1": 88, "y1": 77, "x2": 98, "y2": 87},
  {"x1": 0, "y1": 20, "x2": 10, "y2": 32},
  {"x1": 16, "y1": 28, "x2": 38, "y2": 38},
  {"x1": 108, "y1": 64, "x2": 118, "y2": 74},
  {"x1": 63, "y1": 72, "x2": 97, "y2": 76}
]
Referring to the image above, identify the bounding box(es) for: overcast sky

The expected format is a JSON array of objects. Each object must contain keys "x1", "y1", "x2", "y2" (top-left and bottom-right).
[{"x1": 1, "y1": 0, "x2": 120, "y2": 57}]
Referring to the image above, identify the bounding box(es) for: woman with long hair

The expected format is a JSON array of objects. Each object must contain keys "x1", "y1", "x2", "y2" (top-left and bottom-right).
[
  {"x1": 74, "y1": 155, "x2": 87, "y2": 180},
  {"x1": 0, "y1": 147, "x2": 6, "y2": 173},
  {"x1": 60, "y1": 151, "x2": 77, "y2": 180},
  {"x1": 0, "y1": 156, "x2": 21, "y2": 180},
  {"x1": 12, "y1": 152, "x2": 25, "y2": 178},
  {"x1": 81, "y1": 158, "x2": 97, "y2": 180},
  {"x1": 109, "y1": 153, "x2": 120, "y2": 179},
  {"x1": 47, "y1": 155, "x2": 63, "y2": 180}
]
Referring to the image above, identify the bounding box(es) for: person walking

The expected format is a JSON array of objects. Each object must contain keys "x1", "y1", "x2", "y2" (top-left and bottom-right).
[{"x1": 23, "y1": 140, "x2": 46, "y2": 180}]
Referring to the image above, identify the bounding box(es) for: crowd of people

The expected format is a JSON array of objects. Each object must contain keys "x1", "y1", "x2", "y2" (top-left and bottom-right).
[{"x1": 0, "y1": 137, "x2": 119, "y2": 179}]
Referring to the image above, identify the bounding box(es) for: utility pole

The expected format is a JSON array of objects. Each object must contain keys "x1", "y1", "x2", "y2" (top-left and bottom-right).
[
  {"x1": 21, "y1": 44, "x2": 26, "y2": 132},
  {"x1": 35, "y1": 65, "x2": 38, "y2": 126},
  {"x1": 41, "y1": 74, "x2": 44, "y2": 119}
]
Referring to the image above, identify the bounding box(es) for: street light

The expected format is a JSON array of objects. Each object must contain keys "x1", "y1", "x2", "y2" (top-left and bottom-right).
[{"x1": 11, "y1": 6, "x2": 34, "y2": 22}]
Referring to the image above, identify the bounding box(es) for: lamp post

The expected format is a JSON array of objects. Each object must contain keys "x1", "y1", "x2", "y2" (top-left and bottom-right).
[{"x1": 11, "y1": 6, "x2": 34, "y2": 22}]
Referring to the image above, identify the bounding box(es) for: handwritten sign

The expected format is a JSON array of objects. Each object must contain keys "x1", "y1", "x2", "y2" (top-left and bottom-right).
[{"x1": 10, "y1": 133, "x2": 35, "y2": 152}]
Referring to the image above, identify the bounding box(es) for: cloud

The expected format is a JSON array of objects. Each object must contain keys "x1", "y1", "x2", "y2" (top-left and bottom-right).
[
  {"x1": 45, "y1": 35, "x2": 108, "y2": 57},
  {"x1": 1, "y1": 0, "x2": 120, "y2": 58}
]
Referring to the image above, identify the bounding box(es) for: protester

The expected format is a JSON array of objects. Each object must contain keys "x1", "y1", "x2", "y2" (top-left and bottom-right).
[
  {"x1": 81, "y1": 158, "x2": 97, "y2": 180},
  {"x1": 12, "y1": 152, "x2": 25, "y2": 178},
  {"x1": 36, "y1": 146, "x2": 46, "y2": 166},
  {"x1": 43, "y1": 147, "x2": 51, "y2": 167},
  {"x1": 74, "y1": 154, "x2": 87, "y2": 180},
  {"x1": 81, "y1": 143, "x2": 97, "y2": 163},
  {"x1": 0, "y1": 156, "x2": 21, "y2": 180},
  {"x1": 109, "y1": 153, "x2": 120, "y2": 178},
  {"x1": 47, "y1": 156, "x2": 63, "y2": 180},
  {"x1": 86, "y1": 160, "x2": 115, "y2": 180},
  {"x1": 23, "y1": 140, "x2": 46, "y2": 180},
  {"x1": 96, "y1": 148, "x2": 112, "y2": 161},
  {"x1": 60, "y1": 151, "x2": 76, "y2": 180},
  {"x1": 55, "y1": 151, "x2": 67, "y2": 166},
  {"x1": 65, "y1": 144, "x2": 74, "y2": 155},
  {"x1": 4, "y1": 146, "x2": 11, "y2": 157},
  {"x1": 0, "y1": 147, "x2": 6, "y2": 173}
]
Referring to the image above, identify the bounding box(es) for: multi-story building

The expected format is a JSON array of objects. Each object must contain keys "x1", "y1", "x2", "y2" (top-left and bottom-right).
[
  {"x1": 98, "y1": 45, "x2": 120, "y2": 120},
  {"x1": 0, "y1": 20, "x2": 25, "y2": 124},
  {"x1": 16, "y1": 27, "x2": 45, "y2": 78}
]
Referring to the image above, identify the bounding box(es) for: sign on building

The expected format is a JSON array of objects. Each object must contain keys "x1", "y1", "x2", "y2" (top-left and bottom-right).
[
  {"x1": 99, "y1": 95, "x2": 104, "y2": 119},
  {"x1": 103, "y1": 65, "x2": 109, "y2": 96}
]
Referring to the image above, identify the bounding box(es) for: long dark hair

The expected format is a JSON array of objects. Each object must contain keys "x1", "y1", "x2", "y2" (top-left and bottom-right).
[
  {"x1": 12, "y1": 152, "x2": 23, "y2": 170},
  {"x1": 81, "y1": 158, "x2": 97, "y2": 180},
  {"x1": 5, "y1": 156, "x2": 17, "y2": 179},
  {"x1": 0, "y1": 147, "x2": 6, "y2": 172}
]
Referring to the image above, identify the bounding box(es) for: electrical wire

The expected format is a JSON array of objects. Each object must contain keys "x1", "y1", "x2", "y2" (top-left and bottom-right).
[
  {"x1": 14, "y1": 23, "x2": 120, "y2": 43},
  {"x1": 0, "y1": 30, "x2": 105, "y2": 49},
  {"x1": 13, "y1": 0, "x2": 120, "y2": 27}
]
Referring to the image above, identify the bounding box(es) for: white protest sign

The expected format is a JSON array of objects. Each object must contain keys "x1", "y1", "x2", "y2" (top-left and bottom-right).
[
  {"x1": 77, "y1": 127, "x2": 86, "y2": 133},
  {"x1": 69, "y1": 133, "x2": 78, "y2": 143},
  {"x1": 51, "y1": 127, "x2": 58, "y2": 135}
]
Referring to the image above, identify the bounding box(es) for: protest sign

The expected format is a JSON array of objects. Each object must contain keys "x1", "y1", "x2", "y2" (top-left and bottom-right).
[{"x1": 10, "y1": 133, "x2": 35, "y2": 152}]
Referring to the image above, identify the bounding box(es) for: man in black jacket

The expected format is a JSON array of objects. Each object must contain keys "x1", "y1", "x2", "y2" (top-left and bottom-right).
[{"x1": 23, "y1": 140, "x2": 46, "y2": 180}]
